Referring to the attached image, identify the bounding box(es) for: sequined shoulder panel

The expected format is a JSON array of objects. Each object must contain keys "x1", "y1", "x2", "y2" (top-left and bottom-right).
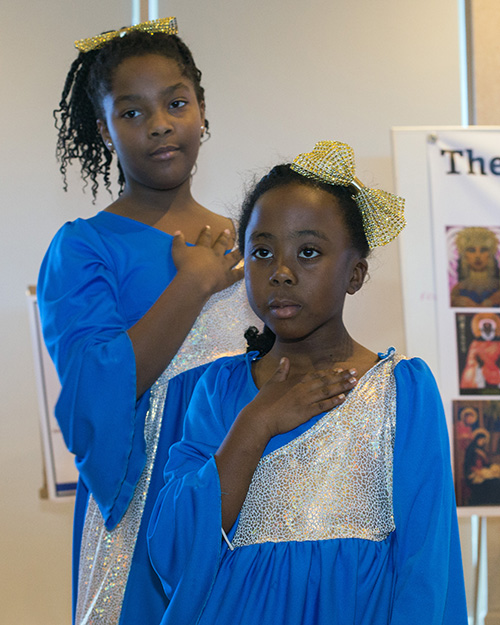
[{"x1": 232, "y1": 352, "x2": 405, "y2": 547}]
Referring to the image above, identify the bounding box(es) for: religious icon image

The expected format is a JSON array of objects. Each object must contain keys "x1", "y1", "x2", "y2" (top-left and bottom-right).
[
  {"x1": 456, "y1": 312, "x2": 500, "y2": 395},
  {"x1": 447, "y1": 225, "x2": 500, "y2": 308},
  {"x1": 453, "y1": 400, "x2": 500, "y2": 506}
]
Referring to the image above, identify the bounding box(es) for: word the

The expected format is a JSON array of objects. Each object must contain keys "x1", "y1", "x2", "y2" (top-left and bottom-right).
[{"x1": 440, "y1": 149, "x2": 500, "y2": 175}]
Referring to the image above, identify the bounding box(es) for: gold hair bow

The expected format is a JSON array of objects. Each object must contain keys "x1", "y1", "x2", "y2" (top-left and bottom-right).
[
  {"x1": 291, "y1": 140, "x2": 405, "y2": 249},
  {"x1": 74, "y1": 17, "x2": 178, "y2": 53}
]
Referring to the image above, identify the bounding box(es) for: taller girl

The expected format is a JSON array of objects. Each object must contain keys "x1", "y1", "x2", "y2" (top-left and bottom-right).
[{"x1": 39, "y1": 18, "x2": 337, "y2": 625}]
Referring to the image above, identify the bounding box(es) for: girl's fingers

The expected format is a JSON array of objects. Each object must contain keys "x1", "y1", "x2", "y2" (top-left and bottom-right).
[
  {"x1": 195, "y1": 225, "x2": 213, "y2": 246},
  {"x1": 306, "y1": 369, "x2": 357, "y2": 395},
  {"x1": 171, "y1": 230, "x2": 186, "y2": 251},
  {"x1": 273, "y1": 357, "x2": 290, "y2": 381},
  {"x1": 195, "y1": 227, "x2": 236, "y2": 255},
  {"x1": 314, "y1": 393, "x2": 347, "y2": 414},
  {"x1": 261, "y1": 358, "x2": 290, "y2": 390},
  {"x1": 309, "y1": 367, "x2": 356, "y2": 382},
  {"x1": 212, "y1": 228, "x2": 234, "y2": 253},
  {"x1": 301, "y1": 372, "x2": 356, "y2": 408}
]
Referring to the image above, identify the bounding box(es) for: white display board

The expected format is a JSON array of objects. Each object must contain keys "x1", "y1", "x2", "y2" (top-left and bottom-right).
[
  {"x1": 26, "y1": 286, "x2": 78, "y2": 499},
  {"x1": 392, "y1": 126, "x2": 500, "y2": 517}
]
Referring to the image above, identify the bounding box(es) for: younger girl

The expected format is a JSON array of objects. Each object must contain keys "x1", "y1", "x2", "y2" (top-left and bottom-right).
[
  {"x1": 39, "y1": 19, "x2": 354, "y2": 625},
  {"x1": 148, "y1": 141, "x2": 468, "y2": 624}
]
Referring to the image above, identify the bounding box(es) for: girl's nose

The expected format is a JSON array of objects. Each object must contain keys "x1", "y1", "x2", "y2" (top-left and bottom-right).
[
  {"x1": 149, "y1": 111, "x2": 173, "y2": 137},
  {"x1": 269, "y1": 263, "x2": 296, "y2": 286}
]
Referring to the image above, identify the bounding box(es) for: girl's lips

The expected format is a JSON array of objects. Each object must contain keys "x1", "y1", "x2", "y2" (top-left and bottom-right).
[
  {"x1": 269, "y1": 301, "x2": 301, "y2": 319},
  {"x1": 150, "y1": 146, "x2": 179, "y2": 160}
]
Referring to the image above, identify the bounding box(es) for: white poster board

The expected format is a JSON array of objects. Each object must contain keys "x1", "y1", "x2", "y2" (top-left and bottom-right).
[
  {"x1": 392, "y1": 126, "x2": 500, "y2": 516},
  {"x1": 26, "y1": 286, "x2": 78, "y2": 499}
]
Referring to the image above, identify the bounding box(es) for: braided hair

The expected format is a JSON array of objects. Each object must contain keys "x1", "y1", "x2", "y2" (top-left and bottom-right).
[
  {"x1": 238, "y1": 164, "x2": 370, "y2": 356},
  {"x1": 54, "y1": 30, "x2": 208, "y2": 199}
]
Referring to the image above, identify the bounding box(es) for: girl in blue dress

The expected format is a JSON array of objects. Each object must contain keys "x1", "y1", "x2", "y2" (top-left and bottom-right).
[
  {"x1": 40, "y1": 19, "x2": 355, "y2": 625},
  {"x1": 148, "y1": 140, "x2": 469, "y2": 624}
]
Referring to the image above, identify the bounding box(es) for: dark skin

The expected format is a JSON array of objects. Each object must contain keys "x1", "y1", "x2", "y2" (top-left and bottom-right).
[
  {"x1": 215, "y1": 183, "x2": 378, "y2": 532},
  {"x1": 96, "y1": 53, "x2": 243, "y2": 398}
]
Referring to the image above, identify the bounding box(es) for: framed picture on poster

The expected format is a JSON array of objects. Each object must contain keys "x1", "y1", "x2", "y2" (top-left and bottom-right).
[
  {"x1": 447, "y1": 225, "x2": 500, "y2": 309},
  {"x1": 455, "y1": 312, "x2": 500, "y2": 396},
  {"x1": 453, "y1": 400, "x2": 500, "y2": 507}
]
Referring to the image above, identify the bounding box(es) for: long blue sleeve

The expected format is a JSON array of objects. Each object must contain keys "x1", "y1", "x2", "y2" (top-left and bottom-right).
[
  {"x1": 391, "y1": 359, "x2": 468, "y2": 624},
  {"x1": 38, "y1": 217, "x2": 175, "y2": 529},
  {"x1": 148, "y1": 358, "x2": 241, "y2": 625}
]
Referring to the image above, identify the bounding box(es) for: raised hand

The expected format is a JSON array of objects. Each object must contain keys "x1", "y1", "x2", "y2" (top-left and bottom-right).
[
  {"x1": 129, "y1": 226, "x2": 244, "y2": 398},
  {"x1": 239, "y1": 358, "x2": 356, "y2": 439},
  {"x1": 171, "y1": 226, "x2": 244, "y2": 296}
]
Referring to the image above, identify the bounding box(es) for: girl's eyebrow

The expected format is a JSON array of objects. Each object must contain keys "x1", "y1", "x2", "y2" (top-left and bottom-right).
[
  {"x1": 294, "y1": 229, "x2": 329, "y2": 241},
  {"x1": 113, "y1": 82, "x2": 191, "y2": 105},
  {"x1": 249, "y1": 231, "x2": 274, "y2": 241},
  {"x1": 248, "y1": 229, "x2": 329, "y2": 242}
]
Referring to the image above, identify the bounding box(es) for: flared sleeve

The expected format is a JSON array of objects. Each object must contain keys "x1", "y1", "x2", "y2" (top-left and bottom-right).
[
  {"x1": 391, "y1": 359, "x2": 468, "y2": 624},
  {"x1": 38, "y1": 220, "x2": 152, "y2": 529},
  {"x1": 147, "y1": 357, "x2": 241, "y2": 625}
]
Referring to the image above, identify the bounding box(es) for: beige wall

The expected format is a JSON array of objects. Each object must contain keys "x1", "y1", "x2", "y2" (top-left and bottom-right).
[
  {"x1": 0, "y1": 0, "x2": 465, "y2": 622},
  {"x1": 469, "y1": 0, "x2": 500, "y2": 124}
]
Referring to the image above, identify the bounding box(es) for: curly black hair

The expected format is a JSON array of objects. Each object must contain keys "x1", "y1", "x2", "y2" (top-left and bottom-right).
[
  {"x1": 238, "y1": 164, "x2": 370, "y2": 356},
  {"x1": 54, "y1": 30, "x2": 208, "y2": 199}
]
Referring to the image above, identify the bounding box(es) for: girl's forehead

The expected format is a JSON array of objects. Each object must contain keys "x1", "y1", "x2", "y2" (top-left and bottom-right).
[
  {"x1": 250, "y1": 183, "x2": 343, "y2": 227},
  {"x1": 105, "y1": 55, "x2": 198, "y2": 108},
  {"x1": 113, "y1": 53, "x2": 182, "y2": 80},
  {"x1": 245, "y1": 184, "x2": 351, "y2": 248},
  {"x1": 108, "y1": 54, "x2": 192, "y2": 96}
]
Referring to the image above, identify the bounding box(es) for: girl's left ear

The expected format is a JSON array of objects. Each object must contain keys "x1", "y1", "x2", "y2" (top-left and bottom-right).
[
  {"x1": 346, "y1": 258, "x2": 368, "y2": 295},
  {"x1": 97, "y1": 119, "x2": 112, "y2": 146}
]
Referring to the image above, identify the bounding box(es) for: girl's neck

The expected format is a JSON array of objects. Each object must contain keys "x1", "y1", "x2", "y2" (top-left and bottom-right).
[
  {"x1": 105, "y1": 181, "x2": 233, "y2": 242},
  {"x1": 253, "y1": 328, "x2": 378, "y2": 388},
  {"x1": 106, "y1": 178, "x2": 194, "y2": 223}
]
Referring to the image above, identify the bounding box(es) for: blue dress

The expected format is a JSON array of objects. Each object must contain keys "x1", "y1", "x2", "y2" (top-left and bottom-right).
[
  {"x1": 37, "y1": 211, "x2": 257, "y2": 624},
  {"x1": 148, "y1": 350, "x2": 468, "y2": 625}
]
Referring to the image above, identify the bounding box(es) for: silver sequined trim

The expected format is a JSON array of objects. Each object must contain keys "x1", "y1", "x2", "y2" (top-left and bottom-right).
[
  {"x1": 75, "y1": 281, "x2": 257, "y2": 624},
  {"x1": 232, "y1": 352, "x2": 404, "y2": 547}
]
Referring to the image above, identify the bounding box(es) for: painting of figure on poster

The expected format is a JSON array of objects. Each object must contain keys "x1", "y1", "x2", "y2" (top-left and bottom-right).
[
  {"x1": 456, "y1": 312, "x2": 500, "y2": 394},
  {"x1": 453, "y1": 400, "x2": 500, "y2": 506},
  {"x1": 447, "y1": 225, "x2": 500, "y2": 308}
]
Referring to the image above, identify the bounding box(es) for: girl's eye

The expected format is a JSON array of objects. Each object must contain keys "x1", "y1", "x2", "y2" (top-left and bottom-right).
[
  {"x1": 170, "y1": 99, "x2": 187, "y2": 109},
  {"x1": 252, "y1": 248, "x2": 273, "y2": 259},
  {"x1": 123, "y1": 109, "x2": 140, "y2": 119},
  {"x1": 298, "y1": 247, "x2": 320, "y2": 259}
]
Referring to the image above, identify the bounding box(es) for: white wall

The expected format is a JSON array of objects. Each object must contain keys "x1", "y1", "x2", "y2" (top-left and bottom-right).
[{"x1": 0, "y1": 1, "x2": 463, "y2": 622}]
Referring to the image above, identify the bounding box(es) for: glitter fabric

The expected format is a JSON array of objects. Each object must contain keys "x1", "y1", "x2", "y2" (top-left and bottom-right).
[
  {"x1": 290, "y1": 140, "x2": 406, "y2": 249},
  {"x1": 232, "y1": 352, "x2": 404, "y2": 548},
  {"x1": 75, "y1": 280, "x2": 255, "y2": 624},
  {"x1": 74, "y1": 17, "x2": 178, "y2": 53}
]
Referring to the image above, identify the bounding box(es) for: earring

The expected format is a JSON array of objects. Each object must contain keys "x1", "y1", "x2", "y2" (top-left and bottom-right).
[
  {"x1": 107, "y1": 141, "x2": 114, "y2": 152},
  {"x1": 200, "y1": 126, "x2": 209, "y2": 144}
]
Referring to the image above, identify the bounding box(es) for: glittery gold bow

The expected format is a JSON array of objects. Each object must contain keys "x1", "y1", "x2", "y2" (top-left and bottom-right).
[
  {"x1": 291, "y1": 141, "x2": 406, "y2": 249},
  {"x1": 74, "y1": 17, "x2": 178, "y2": 53}
]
